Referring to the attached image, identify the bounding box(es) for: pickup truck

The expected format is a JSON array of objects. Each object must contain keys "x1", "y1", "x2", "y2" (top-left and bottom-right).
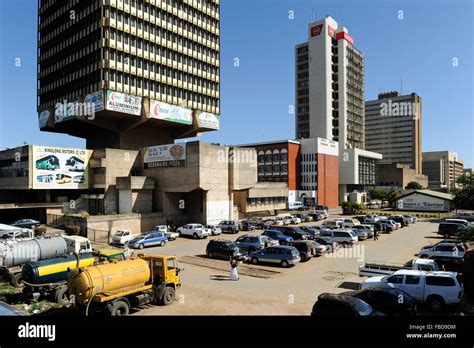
[
  {"x1": 361, "y1": 269, "x2": 463, "y2": 312},
  {"x1": 359, "y1": 258, "x2": 439, "y2": 277},
  {"x1": 153, "y1": 225, "x2": 179, "y2": 241},
  {"x1": 176, "y1": 224, "x2": 212, "y2": 239}
]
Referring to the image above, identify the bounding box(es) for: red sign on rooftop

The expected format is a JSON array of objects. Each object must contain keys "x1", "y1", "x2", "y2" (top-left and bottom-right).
[{"x1": 336, "y1": 31, "x2": 354, "y2": 45}]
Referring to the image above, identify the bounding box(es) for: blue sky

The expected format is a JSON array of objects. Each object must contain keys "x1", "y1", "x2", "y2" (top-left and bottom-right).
[{"x1": 0, "y1": 0, "x2": 472, "y2": 166}]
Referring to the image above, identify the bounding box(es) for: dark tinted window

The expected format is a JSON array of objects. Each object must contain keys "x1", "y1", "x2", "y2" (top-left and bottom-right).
[
  {"x1": 405, "y1": 275, "x2": 420, "y2": 284},
  {"x1": 386, "y1": 275, "x2": 404, "y2": 284},
  {"x1": 426, "y1": 276, "x2": 456, "y2": 286}
]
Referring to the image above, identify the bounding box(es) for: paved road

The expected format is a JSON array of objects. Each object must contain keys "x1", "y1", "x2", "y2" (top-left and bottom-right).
[{"x1": 130, "y1": 217, "x2": 443, "y2": 315}]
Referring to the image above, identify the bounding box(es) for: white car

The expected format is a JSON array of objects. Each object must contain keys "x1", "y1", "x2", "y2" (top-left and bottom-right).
[
  {"x1": 418, "y1": 243, "x2": 465, "y2": 259},
  {"x1": 111, "y1": 229, "x2": 137, "y2": 245},
  {"x1": 207, "y1": 225, "x2": 222, "y2": 236},
  {"x1": 341, "y1": 218, "x2": 360, "y2": 228},
  {"x1": 285, "y1": 216, "x2": 301, "y2": 224},
  {"x1": 361, "y1": 269, "x2": 463, "y2": 312},
  {"x1": 152, "y1": 225, "x2": 179, "y2": 241},
  {"x1": 177, "y1": 224, "x2": 212, "y2": 239}
]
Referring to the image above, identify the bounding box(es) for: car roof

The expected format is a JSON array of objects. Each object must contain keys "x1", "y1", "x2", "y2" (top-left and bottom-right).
[
  {"x1": 318, "y1": 293, "x2": 360, "y2": 305},
  {"x1": 392, "y1": 269, "x2": 424, "y2": 276}
]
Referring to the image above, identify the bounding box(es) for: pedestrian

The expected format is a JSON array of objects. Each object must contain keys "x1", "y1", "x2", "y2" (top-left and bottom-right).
[
  {"x1": 229, "y1": 256, "x2": 239, "y2": 281},
  {"x1": 373, "y1": 229, "x2": 378, "y2": 241}
]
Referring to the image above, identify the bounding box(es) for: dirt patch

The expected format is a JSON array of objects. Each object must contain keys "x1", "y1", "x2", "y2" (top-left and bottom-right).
[{"x1": 179, "y1": 256, "x2": 281, "y2": 279}]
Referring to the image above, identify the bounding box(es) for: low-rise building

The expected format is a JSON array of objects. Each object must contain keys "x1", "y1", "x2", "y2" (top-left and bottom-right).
[
  {"x1": 422, "y1": 151, "x2": 464, "y2": 190},
  {"x1": 395, "y1": 189, "x2": 454, "y2": 212},
  {"x1": 376, "y1": 163, "x2": 428, "y2": 190}
]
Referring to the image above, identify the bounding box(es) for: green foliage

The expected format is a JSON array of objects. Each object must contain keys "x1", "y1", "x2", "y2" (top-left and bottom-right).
[
  {"x1": 457, "y1": 226, "x2": 474, "y2": 242},
  {"x1": 453, "y1": 175, "x2": 474, "y2": 209},
  {"x1": 405, "y1": 181, "x2": 423, "y2": 190}
]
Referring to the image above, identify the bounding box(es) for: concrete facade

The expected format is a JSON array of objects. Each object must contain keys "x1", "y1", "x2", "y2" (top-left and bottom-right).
[
  {"x1": 422, "y1": 151, "x2": 464, "y2": 190},
  {"x1": 376, "y1": 163, "x2": 428, "y2": 189},
  {"x1": 365, "y1": 92, "x2": 423, "y2": 174}
]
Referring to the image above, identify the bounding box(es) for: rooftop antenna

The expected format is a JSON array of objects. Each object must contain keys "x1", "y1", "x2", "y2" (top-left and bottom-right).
[
  {"x1": 311, "y1": 8, "x2": 315, "y2": 22},
  {"x1": 400, "y1": 79, "x2": 403, "y2": 95}
]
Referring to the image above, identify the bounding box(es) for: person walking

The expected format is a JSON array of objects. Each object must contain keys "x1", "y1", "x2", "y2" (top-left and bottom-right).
[
  {"x1": 229, "y1": 256, "x2": 239, "y2": 281},
  {"x1": 373, "y1": 229, "x2": 379, "y2": 241}
]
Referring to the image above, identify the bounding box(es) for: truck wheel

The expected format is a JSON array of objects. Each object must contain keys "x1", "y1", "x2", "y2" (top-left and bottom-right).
[
  {"x1": 107, "y1": 300, "x2": 130, "y2": 316},
  {"x1": 139, "y1": 244, "x2": 144, "y2": 249},
  {"x1": 427, "y1": 296, "x2": 445, "y2": 313},
  {"x1": 251, "y1": 257, "x2": 259, "y2": 264},
  {"x1": 11, "y1": 273, "x2": 24, "y2": 288},
  {"x1": 161, "y1": 287, "x2": 175, "y2": 306},
  {"x1": 281, "y1": 260, "x2": 289, "y2": 268},
  {"x1": 55, "y1": 286, "x2": 69, "y2": 306},
  {"x1": 193, "y1": 233, "x2": 198, "y2": 239}
]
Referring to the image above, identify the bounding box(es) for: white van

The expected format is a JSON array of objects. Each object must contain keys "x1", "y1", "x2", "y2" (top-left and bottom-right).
[{"x1": 288, "y1": 201, "x2": 304, "y2": 210}]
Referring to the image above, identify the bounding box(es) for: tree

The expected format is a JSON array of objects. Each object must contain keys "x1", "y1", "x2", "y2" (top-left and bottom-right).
[
  {"x1": 453, "y1": 175, "x2": 474, "y2": 210},
  {"x1": 405, "y1": 181, "x2": 422, "y2": 190}
]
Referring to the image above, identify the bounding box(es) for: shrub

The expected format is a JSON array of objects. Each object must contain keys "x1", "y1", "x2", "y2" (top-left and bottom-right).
[
  {"x1": 65, "y1": 225, "x2": 81, "y2": 235},
  {"x1": 79, "y1": 210, "x2": 89, "y2": 217},
  {"x1": 458, "y1": 227, "x2": 474, "y2": 242}
]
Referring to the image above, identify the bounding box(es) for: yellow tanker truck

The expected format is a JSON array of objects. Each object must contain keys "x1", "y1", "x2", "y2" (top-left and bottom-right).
[{"x1": 67, "y1": 254, "x2": 181, "y2": 316}]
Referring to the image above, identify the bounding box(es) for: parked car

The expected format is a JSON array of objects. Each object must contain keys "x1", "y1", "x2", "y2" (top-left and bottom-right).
[
  {"x1": 314, "y1": 210, "x2": 328, "y2": 219},
  {"x1": 324, "y1": 229, "x2": 358, "y2": 246},
  {"x1": 384, "y1": 219, "x2": 400, "y2": 230},
  {"x1": 128, "y1": 231, "x2": 168, "y2": 249},
  {"x1": 311, "y1": 293, "x2": 383, "y2": 317},
  {"x1": 308, "y1": 212, "x2": 325, "y2": 221},
  {"x1": 11, "y1": 219, "x2": 40, "y2": 229},
  {"x1": 367, "y1": 222, "x2": 388, "y2": 233},
  {"x1": 437, "y1": 222, "x2": 467, "y2": 238},
  {"x1": 351, "y1": 229, "x2": 368, "y2": 241},
  {"x1": 270, "y1": 218, "x2": 284, "y2": 226},
  {"x1": 111, "y1": 229, "x2": 138, "y2": 245},
  {"x1": 206, "y1": 225, "x2": 222, "y2": 236},
  {"x1": 177, "y1": 224, "x2": 212, "y2": 239},
  {"x1": 315, "y1": 205, "x2": 329, "y2": 211},
  {"x1": 444, "y1": 219, "x2": 471, "y2": 228},
  {"x1": 275, "y1": 217, "x2": 289, "y2": 226},
  {"x1": 299, "y1": 226, "x2": 320, "y2": 240},
  {"x1": 240, "y1": 220, "x2": 256, "y2": 231},
  {"x1": 361, "y1": 270, "x2": 463, "y2": 312},
  {"x1": 418, "y1": 242, "x2": 465, "y2": 259},
  {"x1": 295, "y1": 213, "x2": 312, "y2": 222},
  {"x1": 255, "y1": 219, "x2": 274, "y2": 229},
  {"x1": 235, "y1": 234, "x2": 278, "y2": 252},
  {"x1": 427, "y1": 255, "x2": 464, "y2": 273},
  {"x1": 378, "y1": 221, "x2": 395, "y2": 233},
  {"x1": 352, "y1": 225, "x2": 374, "y2": 238},
  {"x1": 452, "y1": 212, "x2": 474, "y2": 222},
  {"x1": 322, "y1": 220, "x2": 344, "y2": 229},
  {"x1": 342, "y1": 287, "x2": 417, "y2": 316},
  {"x1": 218, "y1": 220, "x2": 241, "y2": 234},
  {"x1": 314, "y1": 236, "x2": 338, "y2": 253},
  {"x1": 341, "y1": 218, "x2": 360, "y2": 228},
  {"x1": 308, "y1": 241, "x2": 327, "y2": 256},
  {"x1": 388, "y1": 215, "x2": 409, "y2": 227},
  {"x1": 310, "y1": 225, "x2": 333, "y2": 235},
  {"x1": 261, "y1": 230, "x2": 293, "y2": 245},
  {"x1": 431, "y1": 239, "x2": 469, "y2": 253},
  {"x1": 404, "y1": 215, "x2": 417, "y2": 224},
  {"x1": 152, "y1": 225, "x2": 179, "y2": 241},
  {"x1": 288, "y1": 201, "x2": 305, "y2": 210},
  {"x1": 206, "y1": 239, "x2": 247, "y2": 261},
  {"x1": 270, "y1": 226, "x2": 310, "y2": 240},
  {"x1": 248, "y1": 245, "x2": 301, "y2": 267},
  {"x1": 287, "y1": 240, "x2": 323, "y2": 261}
]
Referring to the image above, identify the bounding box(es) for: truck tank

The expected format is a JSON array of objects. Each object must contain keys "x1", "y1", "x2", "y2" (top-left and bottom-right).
[
  {"x1": 22, "y1": 253, "x2": 95, "y2": 285},
  {"x1": 67, "y1": 258, "x2": 150, "y2": 304},
  {"x1": 0, "y1": 237, "x2": 68, "y2": 268}
]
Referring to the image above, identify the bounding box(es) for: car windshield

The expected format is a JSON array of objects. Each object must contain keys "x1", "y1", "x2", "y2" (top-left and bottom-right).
[
  {"x1": 226, "y1": 242, "x2": 238, "y2": 249},
  {"x1": 352, "y1": 299, "x2": 374, "y2": 316},
  {"x1": 115, "y1": 231, "x2": 126, "y2": 236}
]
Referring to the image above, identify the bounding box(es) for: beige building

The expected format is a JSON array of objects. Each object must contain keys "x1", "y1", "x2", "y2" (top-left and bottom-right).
[
  {"x1": 365, "y1": 92, "x2": 423, "y2": 174},
  {"x1": 422, "y1": 151, "x2": 464, "y2": 190},
  {"x1": 376, "y1": 163, "x2": 428, "y2": 189}
]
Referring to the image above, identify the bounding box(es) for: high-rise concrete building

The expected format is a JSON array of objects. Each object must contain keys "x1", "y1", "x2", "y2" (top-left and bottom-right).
[
  {"x1": 422, "y1": 151, "x2": 464, "y2": 190},
  {"x1": 295, "y1": 16, "x2": 364, "y2": 150},
  {"x1": 295, "y1": 16, "x2": 381, "y2": 201},
  {"x1": 37, "y1": 0, "x2": 220, "y2": 150},
  {"x1": 365, "y1": 92, "x2": 423, "y2": 174}
]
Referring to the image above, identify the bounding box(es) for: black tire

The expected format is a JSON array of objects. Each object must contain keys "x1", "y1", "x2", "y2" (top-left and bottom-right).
[
  {"x1": 11, "y1": 273, "x2": 24, "y2": 288},
  {"x1": 281, "y1": 260, "x2": 289, "y2": 268},
  {"x1": 251, "y1": 257, "x2": 258, "y2": 264},
  {"x1": 107, "y1": 300, "x2": 129, "y2": 316},
  {"x1": 427, "y1": 296, "x2": 445, "y2": 313},
  {"x1": 300, "y1": 254, "x2": 307, "y2": 262},
  {"x1": 55, "y1": 286, "x2": 69, "y2": 305},
  {"x1": 160, "y1": 241, "x2": 166, "y2": 247},
  {"x1": 207, "y1": 252, "x2": 213, "y2": 258},
  {"x1": 161, "y1": 287, "x2": 175, "y2": 306},
  {"x1": 444, "y1": 233, "x2": 450, "y2": 239},
  {"x1": 193, "y1": 233, "x2": 198, "y2": 239},
  {"x1": 139, "y1": 244, "x2": 144, "y2": 249}
]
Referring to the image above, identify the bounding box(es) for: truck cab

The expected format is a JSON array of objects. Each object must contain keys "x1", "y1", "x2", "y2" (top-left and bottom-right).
[{"x1": 61, "y1": 235, "x2": 92, "y2": 254}]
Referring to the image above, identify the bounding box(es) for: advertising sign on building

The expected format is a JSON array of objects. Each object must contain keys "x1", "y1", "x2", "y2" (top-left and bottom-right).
[
  {"x1": 84, "y1": 90, "x2": 105, "y2": 113},
  {"x1": 144, "y1": 143, "x2": 186, "y2": 168},
  {"x1": 335, "y1": 31, "x2": 354, "y2": 45},
  {"x1": 311, "y1": 24, "x2": 323, "y2": 37},
  {"x1": 106, "y1": 90, "x2": 142, "y2": 116},
  {"x1": 197, "y1": 112, "x2": 220, "y2": 130},
  {"x1": 32, "y1": 146, "x2": 92, "y2": 189},
  {"x1": 396, "y1": 194, "x2": 450, "y2": 212},
  {"x1": 54, "y1": 101, "x2": 77, "y2": 124},
  {"x1": 38, "y1": 110, "x2": 50, "y2": 128},
  {"x1": 328, "y1": 25, "x2": 335, "y2": 38},
  {"x1": 149, "y1": 100, "x2": 193, "y2": 125}
]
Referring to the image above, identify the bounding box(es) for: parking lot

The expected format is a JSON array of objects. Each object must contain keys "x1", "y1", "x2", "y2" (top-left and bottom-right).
[{"x1": 128, "y1": 215, "x2": 444, "y2": 315}]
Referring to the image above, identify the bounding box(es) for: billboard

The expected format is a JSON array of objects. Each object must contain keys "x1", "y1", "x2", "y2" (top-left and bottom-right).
[
  {"x1": 32, "y1": 146, "x2": 92, "y2": 189},
  {"x1": 84, "y1": 90, "x2": 105, "y2": 113},
  {"x1": 311, "y1": 24, "x2": 323, "y2": 37},
  {"x1": 149, "y1": 100, "x2": 192, "y2": 125},
  {"x1": 144, "y1": 143, "x2": 186, "y2": 168},
  {"x1": 197, "y1": 112, "x2": 220, "y2": 130},
  {"x1": 106, "y1": 90, "x2": 142, "y2": 115},
  {"x1": 38, "y1": 110, "x2": 50, "y2": 128}
]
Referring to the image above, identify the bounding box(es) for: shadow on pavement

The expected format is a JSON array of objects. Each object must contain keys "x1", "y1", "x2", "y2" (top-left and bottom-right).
[
  {"x1": 337, "y1": 281, "x2": 361, "y2": 290},
  {"x1": 209, "y1": 275, "x2": 233, "y2": 281}
]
